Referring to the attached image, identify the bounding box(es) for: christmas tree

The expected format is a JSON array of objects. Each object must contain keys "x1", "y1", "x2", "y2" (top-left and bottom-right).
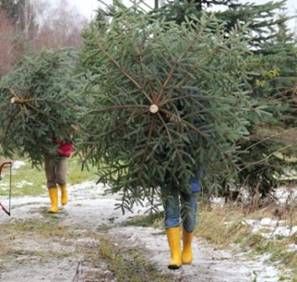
[
  {"x1": 80, "y1": 9, "x2": 253, "y2": 210},
  {"x1": 0, "y1": 49, "x2": 81, "y2": 166}
]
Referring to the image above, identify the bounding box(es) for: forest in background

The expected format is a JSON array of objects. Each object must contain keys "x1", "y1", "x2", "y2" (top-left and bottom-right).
[{"x1": 0, "y1": 0, "x2": 86, "y2": 76}]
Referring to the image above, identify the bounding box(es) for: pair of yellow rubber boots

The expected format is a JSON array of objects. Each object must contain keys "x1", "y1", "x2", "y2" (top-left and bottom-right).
[
  {"x1": 48, "y1": 184, "x2": 68, "y2": 213},
  {"x1": 166, "y1": 227, "x2": 193, "y2": 269}
]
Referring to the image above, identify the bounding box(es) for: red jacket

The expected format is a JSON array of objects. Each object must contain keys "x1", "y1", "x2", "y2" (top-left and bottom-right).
[{"x1": 57, "y1": 141, "x2": 74, "y2": 157}]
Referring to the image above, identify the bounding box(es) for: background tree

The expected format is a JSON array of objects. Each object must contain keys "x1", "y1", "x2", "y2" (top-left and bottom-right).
[
  {"x1": 151, "y1": 0, "x2": 297, "y2": 201},
  {"x1": 0, "y1": 0, "x2": 26, "y2": 25},
  {"x1": 0, "y1": 0, "x2": 87, "y2": 78},
  {"x1": 0, "y1": 0, "x2": 41, "y2": 76},
  {"x1": 0, "y1": 9, "x2": 17, "y2": 76},
  {"x1": 31, "y1": 0, "x2": 87, "y2": 50},
  {"x1": 0, "y1": 0, "x2": 37, "y2": 39}
]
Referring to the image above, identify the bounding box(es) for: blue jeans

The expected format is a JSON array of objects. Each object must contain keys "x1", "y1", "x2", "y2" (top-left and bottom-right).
[{"x1": 161, "y1": 178, "x2": 200, "y2": 232}]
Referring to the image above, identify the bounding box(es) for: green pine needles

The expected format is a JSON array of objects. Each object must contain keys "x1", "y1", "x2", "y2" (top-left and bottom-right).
[
  {"x1": 80, "y1": 11, "x2": 253, "y2": 211},
  {"x1": 0, "y1": 49, "x2": 81, "y2": 166}
]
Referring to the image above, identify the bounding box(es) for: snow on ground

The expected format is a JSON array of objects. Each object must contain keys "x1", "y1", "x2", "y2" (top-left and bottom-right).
[
  {"x1": 209, "y1": 196, "x2": 225, "y2": 207},
  {"x1": 15, "y1": 180, "x2": 33, "y2": 188},
  {"x1": 0, "y1": 182, "x2": 8, "y2": 189},
  {"x1": 243, "y1": 216, "x2": 297, "y2": 256},
  {"x1": 0, "y1": 180, "x2": 289, "y2": 282},
  {"x1": 274, "y1": 186, "x2": 297, "y2": 205},
  {"x1": 109, "y1": 226, "x2": 283, "y2": 282},
  {"x1": 12, "y1": 160, "x2": 26, "y2": 170},
  {"x1": 288, "y1": 244, "x2": 297, "y2": 252},
  {"x1": 244, "y1": 218, "x2": 297, "y2": 239},
  {"x1": 211, "y1": 187, "x2": 297, "y2": 256}
]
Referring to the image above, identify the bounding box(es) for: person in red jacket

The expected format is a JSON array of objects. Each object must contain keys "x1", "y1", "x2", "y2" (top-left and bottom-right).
[{"x1": 45, "y1": 140, "x2": 74, "y2": 213}]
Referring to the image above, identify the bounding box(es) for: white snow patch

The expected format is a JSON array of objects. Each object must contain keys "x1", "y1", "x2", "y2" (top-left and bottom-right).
[
  {"x1": 260, "y1": 217, "x2": 276, "y2": 226},
  {"x1": 239, "y1": 187, "x2": 251, "y2": 203},
  {"x1": 274, "y1": 186, "x2": 297, "y2": 205},
  {"x1": 15, "y1": 180, "x2": 34, "y2": 188},
  {"x1": 270, "y1": 226, "x2": 297, "y2": 238},
  {"x1": 288, "y1": 244, "x2": 297, "y2": 252},
  {"x1": 244, "y1": 218, "x2": 297, "y2": 238},
  {"x1": 71, "y1": 180, "x2": 101, "y2": 190},
  {"x1": 0, "y1": 182, "x2": 9, "y2": 188},
  {"x1": 12, "y1": 160, "x2": 26, "y2": 170},
  {"x1": 210, "y1": 197, "x2": 225, "y2": 207},
  {"x1": 109, "y1": 226, "x2": 286, "y2": 282}
]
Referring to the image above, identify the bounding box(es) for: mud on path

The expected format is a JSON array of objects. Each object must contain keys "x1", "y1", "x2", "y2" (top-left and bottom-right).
[{"x1": 0, "y1": 182, "x2": 287, "y2": 282}]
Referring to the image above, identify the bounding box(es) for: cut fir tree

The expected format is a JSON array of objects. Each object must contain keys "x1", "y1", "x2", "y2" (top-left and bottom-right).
[
  {"x1": 80, "y1": 9, "x2": 253, "y2": 211},
  {"x1": 0, "y1": 49, "x2": 81, "y2": 166}
]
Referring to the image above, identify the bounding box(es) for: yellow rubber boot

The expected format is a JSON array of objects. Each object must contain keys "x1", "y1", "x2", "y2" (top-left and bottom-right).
[
  {"x1": 60, "y1": 184, "x2": 68, "y2": 206},
  {"x1": 182, "y1": 229, "x2": 193, "y2": 264},
  {"x1": 48, "y1": 187, "x2": 59, "y2": 213},
  {"x1": 166, "y1": 227, "x2": 182, "y2": 269}
]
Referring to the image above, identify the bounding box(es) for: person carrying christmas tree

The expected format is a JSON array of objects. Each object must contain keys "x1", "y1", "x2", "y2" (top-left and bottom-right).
[
  {"x1": 45, "y1": 139, "x2": 74, "y2": 213},
  {"x1": 0, "y1": 49, "x2": 80, "y2": 214},
  {"x1": 77, "y1": 7, "x2": 252, "y2": 273}
]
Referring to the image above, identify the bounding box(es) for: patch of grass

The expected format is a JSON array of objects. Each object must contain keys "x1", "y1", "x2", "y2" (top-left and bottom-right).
[
  {"x1": 2, "y1": 219, "x2": 173, "y2": 282},
  {"x1": 5, "y1": 248, "x2": 72, "y2": 261},
  {"x1": 124, "y1": 212, "x2": 163, "y2": 228},
  {"x1": 242, "y1": 235, "x2": 297, "y2": 280},
  {"x1": 123, "y1": 201, "x2": 297, "y2": 279},
  {"x1": 0, "y1": 218, "x2": 80, "y2": 269},
  {"x1": 99, "y1": 237, "x2": 172, "y2": 282},
  {"x1": 195, "y1": 205, "x2": 250, "y2": 247},
  {"x1": 1, "y1": 218, "x2": 172, "y2": 281},
  {"x1": 0, "y1": 218, "x2": 75, "y2": 239},
  {"x1": 67, "y1": 157, "x2": 97, "y2": 184},
  {"x1": 0, "y1": 242, "x2": 9, "y2": 257},
  {"x1": 247, "y1": 204, "x2": 297, "y2": 226},
  {"x1": 0, "y1": 157, "x2": 97, "y2": 197},
  {"x1": 0, "y1": 162, "x2": 45, "y2": 197},
  {"x1": 195, "y1": 204, "x2": 297, "y2": 280}
]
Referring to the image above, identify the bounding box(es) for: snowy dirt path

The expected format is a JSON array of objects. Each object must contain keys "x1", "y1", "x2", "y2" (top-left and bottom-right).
[{"x1": 0, "y1": 181, "x2": 287, "y2": 282}]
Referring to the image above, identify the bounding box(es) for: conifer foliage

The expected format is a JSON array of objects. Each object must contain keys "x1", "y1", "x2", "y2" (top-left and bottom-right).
[
  {"x1": 152, "y1": 0, "x2": 297, "y2": 197},
  {"x1": 80, "y1": 10, "x2": 253, "y2": 210},
  {"x1": 0, "y1": 49, "x2": 80, "y2": 165}
]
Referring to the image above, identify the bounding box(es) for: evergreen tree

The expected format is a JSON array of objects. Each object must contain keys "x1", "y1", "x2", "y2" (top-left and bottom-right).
[
  {"x1": 0, "y1": 49, "x2": 81, "y2": 166},
  {"x1": 80, "y1": 9, "x2": 253, "y2": 210},
  {"x1": 153, "y1": 0, "x2": 288, "y2": 46},
  {"x1": 238, "y1": 10, "x2": 297, "y2": 198}
]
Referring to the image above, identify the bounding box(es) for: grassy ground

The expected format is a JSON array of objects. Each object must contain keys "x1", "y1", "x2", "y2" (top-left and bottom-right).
[
  {"x1": 0, "y1": 217, "x2": 173, "y2": 282},
  {"x1": 0, "y1": 157, "x2": 97, "y2": 197},
  {"x1": 1, "y1": 156, "x2": 296, "y2": 280},
  {"x1": 195, "y1": 204, "x2": 297, "y2": 281},
  {"x1": 127, "y1": 201, "x2": 297, "y2": 281},
  {"x1": 99, "y1": 237, "x2": 172, "y2": 282}
]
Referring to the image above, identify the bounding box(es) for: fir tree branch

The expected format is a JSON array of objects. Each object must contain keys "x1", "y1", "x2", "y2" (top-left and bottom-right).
[{"x1": 96, "y1": 43, "x2": 153, "y2": 103}]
